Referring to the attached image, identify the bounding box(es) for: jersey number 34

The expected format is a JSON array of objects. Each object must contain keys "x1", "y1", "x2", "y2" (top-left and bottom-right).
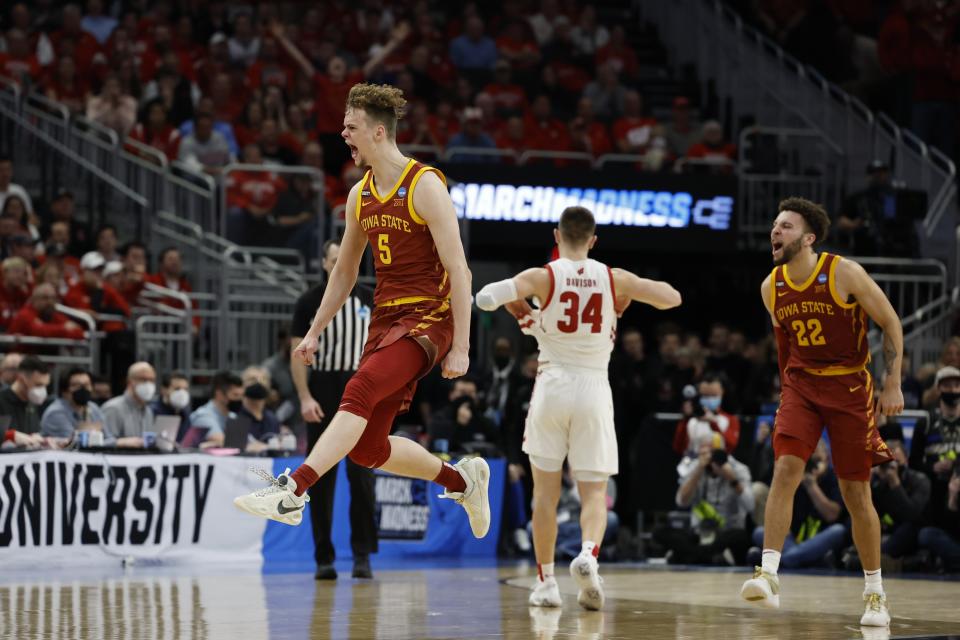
[{"x1": 558, "y1": 292, "x2": 603, "y2": 333}]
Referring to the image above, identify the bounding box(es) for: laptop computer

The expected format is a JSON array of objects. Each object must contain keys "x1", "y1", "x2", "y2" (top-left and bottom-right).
[
  {"x1": 154, "y1": 415, "x2": 182, "y2": 453},
  {"x1": 180, "y1": 425, "x2": 211, "y2": 449},
  {"x1": 224, "y1": 414, "x2": 252, "y2": 450}
]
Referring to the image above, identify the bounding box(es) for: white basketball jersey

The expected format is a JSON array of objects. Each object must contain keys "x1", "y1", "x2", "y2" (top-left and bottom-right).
[{"x1": 535, "y1": 257, "x2": 616, "y2": 371}]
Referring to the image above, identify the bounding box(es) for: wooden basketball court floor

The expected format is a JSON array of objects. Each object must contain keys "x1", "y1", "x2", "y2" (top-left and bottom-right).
[{"x1": 2, "y1": 561, "x2": 959, "y2": 639}]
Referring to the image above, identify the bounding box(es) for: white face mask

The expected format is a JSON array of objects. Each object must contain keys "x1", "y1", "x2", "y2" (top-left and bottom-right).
[
  {"x1": 27, "y1": 385, "x2": 48, "y2": 406},
  {"x1": 168, "y1": 388, "x2": 191, "y2": 410},
  {"x1": 135, "y1": 382, "x2": 156, "y2": 403}
]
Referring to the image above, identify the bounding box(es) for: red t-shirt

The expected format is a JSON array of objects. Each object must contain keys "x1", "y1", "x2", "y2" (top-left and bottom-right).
[
  {"x1": 314, "y1": 71, "x2": 365, "y2": 134},
  {"x1": 144, "y1": 273, "x2": 201, "y2": 329},
  {"x1": 64, "y1": 282, "x2": 130, "y2": 333},
  {"x1": 8, "y1": 303, "x2": 84, "y2": 340},
  {"x1": 0, "y1": 53, "x2": 42, "y2": 83},
  {"x1": 581, "y1": 121, "x2": 612, "y2": 156},
  {"x1": 128, "y1": 123, "x2": 182, "y2": 161},
  {"x1": 612, "y1": 116, "x2": 658, "y2": 152},
  {"x1": 226, "y1": 170, "x2": 287, "y2": 212},
  {"x1": 246, "y1": 61, "x2": 294, "y2": 91},
  {"x1": 595, "y1": 44, "x2": 639, "y2": 79},
  {"x1": 0, "y1": 283, "x2": 32, "y2": 330},
  {"x1": 482, "y1": 82, "x2": 528, "y2": 114},
  {"x1": 526, "y1": 116, "x2": 570, "y2": 151}
]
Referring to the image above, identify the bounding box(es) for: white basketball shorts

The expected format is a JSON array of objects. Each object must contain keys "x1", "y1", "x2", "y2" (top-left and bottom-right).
[{"x1": 521, "y1": 365, "x2": 618, "y2": 476}]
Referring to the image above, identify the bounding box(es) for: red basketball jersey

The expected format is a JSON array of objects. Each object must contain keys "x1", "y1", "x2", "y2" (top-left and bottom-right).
[
  {"x1": 355, "y1": 159, "x2": 451, "y2": 306},
  {"x1": 771, "y1": 252, "x2": 870, "y2": 375}
]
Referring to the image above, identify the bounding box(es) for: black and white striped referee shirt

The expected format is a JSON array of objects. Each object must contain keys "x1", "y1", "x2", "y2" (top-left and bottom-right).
[{"x1": 291, "y1": 282, "x2": 373, "y2": 372}]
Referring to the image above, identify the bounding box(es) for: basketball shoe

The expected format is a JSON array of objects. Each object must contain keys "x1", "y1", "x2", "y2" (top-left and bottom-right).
[
  {"x1": 233, "y1": 467, "x2": 309, "y2": 526},
  {"x1": 860, "y1": 592, "x2": 890, "y2": 627},
  {"x1": 739, "y1": 567, "x2": 780, "y2": 608},
  {"x1": 569, "y1": 553, "x2": 604, "y2": 611},
  {"x1": 529, "y1": 577, "x2": 562, "y2": 607},
  {"x1": 438, "y1": 457, "x2": 491, "y2": 538}
]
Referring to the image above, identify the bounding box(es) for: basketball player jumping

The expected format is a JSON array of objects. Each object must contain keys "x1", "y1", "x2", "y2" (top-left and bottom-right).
[
  {"x1": 740, "y1": 198, "x2": 902, "y2": 627},
  {"x1": 475, "y1": 207, "x2": 681, "y2": 610},
  {"x1": 235, "y1": 84, "x2": 490, "y2": 540}
]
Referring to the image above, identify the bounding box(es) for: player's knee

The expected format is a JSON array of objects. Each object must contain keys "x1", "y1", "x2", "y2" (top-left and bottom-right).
[
  {"x1": 340, "y1": 370, "x2": 377, "y2": 419},
  {"x1": 348, "y1": 438, "x2": 391, "y2": 469},
  {"x1": 771, "y1": 454, "x2": 806, "y2": 487},
  {"x1": 838, "y1": 477, "x2": 872, "y2": 512}
]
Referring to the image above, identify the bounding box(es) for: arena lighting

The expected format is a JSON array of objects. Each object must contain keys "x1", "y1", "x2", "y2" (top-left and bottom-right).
[{"x1": 449, "y1": 182, "x2": 734, "y2": 231}]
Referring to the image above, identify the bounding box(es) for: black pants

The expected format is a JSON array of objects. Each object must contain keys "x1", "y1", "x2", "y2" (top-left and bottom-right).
[
  {"x1": 306, "y1": 370, "x2": 378, "y2": 565},
  {"x1": 653, "y1": 525, "x2": 752, "y2": 565}
]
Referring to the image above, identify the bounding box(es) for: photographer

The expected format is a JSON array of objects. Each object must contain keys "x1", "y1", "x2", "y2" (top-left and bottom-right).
[
  {"x1": 655, "y1": 432, "x2": 754, "y2": 565},
  {"x1": 869, "y1": 422, "x2": 930, "y2": 561},
  {"x1": 428, "y1": 377, "x2": 499, "y2": 455},
  {"x1": 909, "y1": 366, "x2": 960, "y2": 513},
  {"x1": 749, "y1": 440, "x2": 847, "y2": 568},
  {"x1": 917, "y1": 465, "x2": 960, "y2": 571},
  {"x1": 672, "y1": 374, "x2": 741, "y2": 456}
]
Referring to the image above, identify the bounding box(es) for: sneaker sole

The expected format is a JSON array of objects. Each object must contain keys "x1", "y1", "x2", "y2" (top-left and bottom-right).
[
  {"x1": 468, "y1": 458, "x2": 491, "y2": 539},
  {"x1": 860, "y1": 613, "x2": 890, "y2": 627},
  {"x1": 570, "y1": 558, "x2": 604, "y2": 611},
  {"x1": 528, "y1": 593, "x2": 562, "y2": 608},
  {"x1": 233, "y1": 497, "x2": 302, "y2": 526},
  {"x1": 740, "y1": 581, "x2": 780, "y2": 609}
]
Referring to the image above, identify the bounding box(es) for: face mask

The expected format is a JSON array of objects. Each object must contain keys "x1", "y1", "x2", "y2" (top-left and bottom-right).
[
  {"x1": 227, "y1": 399, "x2": 243, "y2": 413},
  {"x1": 72, "y1": 387, "x2": 92, "y2": 406},
  {"x1": 700, "y1": 395, "x2": 722, "y2": 412},
  {"x1": 135, "y1": 382, "x2": 156, "y2": 402},
  {"x1": 244, "y1": 383, "x2": 269, "y2": 401},
  {"x1": 28, "y1": 385, "x2": 48, "y2": 406},
  {"x1": 942, "y1": 391, "x2": 960, "y2": 408},
  {"x1": 168, "y1": 388, "x2": 191, "y2": 410}
]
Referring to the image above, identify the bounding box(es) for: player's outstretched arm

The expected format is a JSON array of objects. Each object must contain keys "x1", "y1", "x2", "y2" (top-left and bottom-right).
[
  {"x1": 611, "y1": 268, "x2": 681, "y2": 310},
  {"x1": 414, "y1": 171, "x2": 472, "y2": 378},
  {"x1": 475, "y1": 267, "x2": 550, "y2": 312},
  {"x1": 293, "y1": 182, "x2": 366, "y2": 365},
  {"x1": 838, "y1": 258, "x2": 904, "y2": 416}
]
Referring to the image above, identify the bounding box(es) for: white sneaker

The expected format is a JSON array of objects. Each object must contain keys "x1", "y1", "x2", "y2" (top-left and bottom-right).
[
  {"x1": 514, "y1": 527, "x2": 532, "y2": 552},
  {"x1": 233, "y1": 467, "x2": 309, "y2": 526},
  {"x1": 740, "y1": 567, "x2": 781, "y2": 609},
  {"x1": 860, "y1": 592, "x2": 890, "y2": 627},
  {"x1": 529, "y1": 577, "x2": 562, "y2": 607},
  {"x1": 569, "y1": 553, "x2": 604, "y2": 611},
  {"x1": 438, "y1": 457, "x2": 490, "y2": 538}
]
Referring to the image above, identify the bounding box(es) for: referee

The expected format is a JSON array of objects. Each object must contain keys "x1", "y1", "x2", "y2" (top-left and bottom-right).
[{"x1": 291, "y1": 239, "x2": 377, "y2": 580}]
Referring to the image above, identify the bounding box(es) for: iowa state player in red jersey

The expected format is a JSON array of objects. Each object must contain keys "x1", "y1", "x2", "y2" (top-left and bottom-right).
[
  {"x1": 234, "y1": 84, "x2": 490, "y2": 540},
  {"x1": 740, "y1": 198, "x2": 902, "y2": 627}
]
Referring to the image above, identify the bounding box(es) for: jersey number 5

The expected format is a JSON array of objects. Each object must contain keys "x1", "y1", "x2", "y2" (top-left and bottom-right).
[
  {"x1": 378, "y1": 234, "x2": 392, "y2": 265},
  {"x1": 557, "y1": 291, "x2": 602, "y2": 333},
  {"x1": 791, "y1": 318, "x2": 826, "y2": 346}
]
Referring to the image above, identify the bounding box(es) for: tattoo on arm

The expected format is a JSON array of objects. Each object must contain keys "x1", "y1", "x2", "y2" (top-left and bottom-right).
[{"x1": 883, "y1": 333, "x2": 897, "y2": 377}]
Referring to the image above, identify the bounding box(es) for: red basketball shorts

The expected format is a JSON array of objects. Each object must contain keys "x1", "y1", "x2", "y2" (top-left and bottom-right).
[{"x1": 773, "y1": 368, "x2": 892, "y2": 481}]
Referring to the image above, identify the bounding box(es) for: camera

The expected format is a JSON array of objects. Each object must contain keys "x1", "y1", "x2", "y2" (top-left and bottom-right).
[
  {"x1": 805, "y1": 458, "x2": 818, "y2": 474},
  {"x1": 710, "y1": 449, "x2": 728, "y2": 466}
]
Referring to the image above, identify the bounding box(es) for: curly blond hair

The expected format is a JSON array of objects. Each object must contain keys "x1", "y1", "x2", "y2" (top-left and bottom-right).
[{"x1": 346, "y1": 83, "x2": 407, "y2": 139}]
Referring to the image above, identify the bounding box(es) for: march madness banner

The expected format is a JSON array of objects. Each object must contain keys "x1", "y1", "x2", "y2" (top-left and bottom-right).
[{"x1": 0, "y1": 451, "x2": 267, "y2": 567}]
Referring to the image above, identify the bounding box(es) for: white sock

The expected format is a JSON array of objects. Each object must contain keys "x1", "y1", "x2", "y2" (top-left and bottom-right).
[
  {"x1": 761, "y1": 549, "x2": 781, "y2": 575},
  {"x1": 864, "y1": 569, "x2": 883, "y2": 595},
  {"x1": 539, "y1": 563, "x2": 555, "y2": 582},
  {"x1": 581, "y1": 541, "x2": 597, "y2": 557}
]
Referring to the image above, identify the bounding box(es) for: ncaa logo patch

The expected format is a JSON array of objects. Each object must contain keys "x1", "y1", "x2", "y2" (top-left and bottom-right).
[
  {"x1": 776, "y1": 281, "x2": 785, "y2": 287},
  {"x1": 361, "y1": 190, "x2": 371, "y2": 196},
  {"x1": 817, "y1": 274, "x2": 828, "y2": 284},
  {"x1": 397, "y1": 187, "x2": 407, "y2": 198}
]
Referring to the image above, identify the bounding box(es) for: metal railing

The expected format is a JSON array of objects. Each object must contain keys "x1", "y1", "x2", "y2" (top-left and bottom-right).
[
  {"x1": 640, "y1": 0, "x2": 958, "y2": 267},
  {"x1": 0, "y1": 306, "x2": 100, "y2": 374}
]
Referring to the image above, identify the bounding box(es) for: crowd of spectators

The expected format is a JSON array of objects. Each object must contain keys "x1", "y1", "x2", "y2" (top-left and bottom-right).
[
  {"x1": 0, "y1": 1, "x2": 740, "y2": 255},
  {"x1": 731, "y1": 0, "x2": 960, "y2": 163}
]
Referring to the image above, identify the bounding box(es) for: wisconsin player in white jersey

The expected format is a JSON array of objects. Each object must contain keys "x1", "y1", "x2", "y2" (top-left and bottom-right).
[{"x1": 475, "y1": 206, "x2": 681, "y2": 610}]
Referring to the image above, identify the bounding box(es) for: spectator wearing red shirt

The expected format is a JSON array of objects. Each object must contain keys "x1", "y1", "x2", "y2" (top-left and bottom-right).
[
  {"x1": 128, "y1": 99, "x2": 182, "y2": 162},
  {"x1": 64, "y1": 251, "x2": 130, "y2": 334},
  {"x1": 173, "y1": 15, "x2": 206, "y2": 62},
  {"x1": 259, "y1": 118, "x2": 301, "y2": 166},
  {"x1": 483, "y1": 60, "x2": 528, "y2": 117},
  {"x1": 569, "y1": 97, "x2": 612, "y2": 157},
  {"x1": 43, "y1": 55, "x2": 88, "y2": 114},
  {"x1": 496, "y1": 20, "x2": 541, "y2": 79},
  {"x1": 194, "y1": 32, "x2": 233, "y2": 95},
  {"x1": 226, "y1": 144, "x2": 287, "y2": 245},
  {"x1": 145, "y1": 247, "x2": 200, "y2": 332},
  {"x1": 612, "y1": 90, "x2": 658, "y2": 154},
  {"x1": 426, "y1": 100, "x2": 461, "y2": 148},
  {"x1": 0, "y1": 28, "x2": 42, "y2": 85},
  {"x1": 684, "y1": 120, "x2": 737, "y2": 172},
  {"x1": 234, "y1": 100, "x2": 266, "y2": 150},
  {"x1": 209, "y1": 72, "x2": 243, "y2": 128},
  {"x1": 86, "y1": 74, "x2": 137, "y2": 136},
  {"x1": 246, "y1": 37, "x2": 293, "y2": 92},
  {"x1": 50, "y1": 5, "x2": 102, "y2": 75},
  {"x1": 672, "y1": 376, "x2": 741, "y2": 456},
  {"x1": 117, "y1": 241, "x2": 148, "y2": 306},
  {"x1": 279, "y1": 104, "x2": 318, "y2": 160},
  {"x1": 8, "y1": 282, "x2": 85, "y2": 340},
  {"x1": 595, "y1": 25, "x2": 639, "y2": 82},
  {"x1": 494, "y1": 116, "x2": 528, "y2": 161},
  {"x1": 664, "y1": 96, "x2": 700, "y2": 160},
  {"x1": 396, "y1": 102, "x2": 444, "y2": 150},
  {"x1": 526, "y1": 95, "x2": 570, "y2": 151},
  {"x1": 1, "y1": 256, "x2": 32, "y2": 331}
]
